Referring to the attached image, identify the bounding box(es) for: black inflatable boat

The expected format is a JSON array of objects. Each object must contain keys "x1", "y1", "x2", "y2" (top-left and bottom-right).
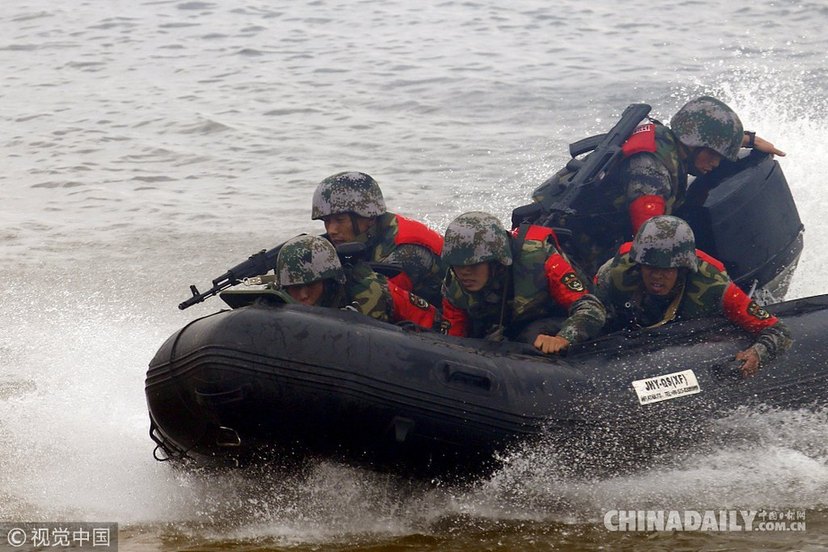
[
  {"x1": 146, "y1": 292, "x2": 828, "y2": 476},
  {"x1": 148, "y1": 106, "x2": 816, "y2": 476}
]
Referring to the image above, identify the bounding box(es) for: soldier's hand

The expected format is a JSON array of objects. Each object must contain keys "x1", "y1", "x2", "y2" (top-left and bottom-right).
[
  {"x1": 735, "y1": 347, "x2": 761, "y2": 377},
  {"x1": 534, "y1": 334, "x2": 570, "y2": 354},
  {"x1": 746, "y1": 134, "x2": 786, "y2": 157}
]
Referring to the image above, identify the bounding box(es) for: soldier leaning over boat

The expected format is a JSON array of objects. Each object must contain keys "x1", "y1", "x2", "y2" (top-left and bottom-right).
[
  {"x1": 534, "y1": 96, "x2": 785, "y2": 276},
  {"x1": 617, "y1": 96, "x2": 784, "y2": 235},
  {"x1": 440, "y1": 211, "x2": 606, "y2": 354},
  {"x1": 311, "y1": 171, "x2": 445, "y2": 306},
  {"x1": 595, "y1": 215, "x2": 793, "y2": 377},
  {"x1": 275, "y1": 234, "x2": 443, "y2": 330}
]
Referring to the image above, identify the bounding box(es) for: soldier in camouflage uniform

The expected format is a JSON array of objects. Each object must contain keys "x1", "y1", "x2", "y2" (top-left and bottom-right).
[
  {"x1": 533, "y1": 96, "x2": 785, "y2": 277},
  {"x1": 311, "y1": 171, "x2": 445, "y2": 306},
  {"x1": 594, "y1": 216, "x2": 793, "y2": 377},
  {"x1": 619, "y1": 96, "x2": 779, "y2": 230},
  {"x1": 276, "y1": 234, "x2": 444, "y2": 329},
  {"x1": 441, "y1": 212, "x2": 606, "y2": 354},
  {"x1": 276, "y1": 235, "x2": 393, "y2": 321}
]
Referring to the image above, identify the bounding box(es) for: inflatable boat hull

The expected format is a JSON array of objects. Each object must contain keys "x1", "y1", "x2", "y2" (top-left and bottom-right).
[{"x1": 146, "y1": 294, "x2": 828, "y2": 475}]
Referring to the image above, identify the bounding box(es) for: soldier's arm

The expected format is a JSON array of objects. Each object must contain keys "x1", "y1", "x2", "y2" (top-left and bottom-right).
[
  {"x1": 743, "y1": 131, "x2": 785, "y2": 156},
  {"x1": 387, "y1": 280, "x2": 442, "y2": 330},
  {"x1": 592, "y1": 256, "x2": 627, "y2": 333},
  {"x1": 721, "y1": 282, "x2": 794, "y2": 364},
  {"x1": 556, "y1": 294, "x2": 606, "y2": 344},
  {"x1": 542, "y1": 250, "x2": 606, "y2": 343},
  {"x1": 620, "y1": 153, "x2": 673, "y2": 233},
  {"x1": 382, "y1": 244, "x2": 442, "y2": 303},
  {"x1": 346, "y1": 263, "x2": 393, "y2": 322}
]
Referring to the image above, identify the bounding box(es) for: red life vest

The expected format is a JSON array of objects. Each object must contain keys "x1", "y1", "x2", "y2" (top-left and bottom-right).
[
  {"x1": 621, "y1": 121, "x2": 657, "y2": 157},
  {"x1": 511, "y1": 224, "x2": 588, "y2": 313},
  {"x1": 441, "y1": 297, "x2": 469, "y2": 337},
  {"x1": 510, "y1": 224, "x2": 565, "y2": 251},
  {"x1": 393, "y1": 214, "x2": 443, "y2": 256},
  {"x1": 388, "y1": 281, "x2": 439, "y2": 329},
  {"x1": 387, "y1": 214, "x2": 444, "y2": 292}
]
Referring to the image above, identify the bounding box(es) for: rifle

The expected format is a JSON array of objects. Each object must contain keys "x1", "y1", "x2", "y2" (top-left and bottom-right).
[
  {"x1": 540, "y1": 103, "x2": 652, "y2": 215},
  {"x1": 178, "y1": 240, "x2": 293, "y2": 310}
]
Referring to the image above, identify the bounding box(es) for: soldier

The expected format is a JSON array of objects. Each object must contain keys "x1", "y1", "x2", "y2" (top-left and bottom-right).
[
  {"x1": 276, "y1": 234, "x2": 442, "y2": 329},
  {"x1": 312, "y1": 171, "x2": 444, "y2": 306},
  {"x1": 620, "y1": 95, "x2": 784, "y2": 235},
  {"x1": 533, "y1": 96, "x2": 785, "y2": 278},
  {"x1": 440, "y1": 212, "x2": 606, "y2": 354},
  {"x1": 594, "y1": 216, "x2": 793, "y2": 377}
]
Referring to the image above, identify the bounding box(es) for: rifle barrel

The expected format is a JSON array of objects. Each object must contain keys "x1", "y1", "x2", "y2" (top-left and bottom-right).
[{"x1": 177, "y1": 241, "x2": 291, "y2": 310}]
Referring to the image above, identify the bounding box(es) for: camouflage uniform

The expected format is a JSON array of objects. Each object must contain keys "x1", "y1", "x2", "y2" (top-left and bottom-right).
[
  {"x1": 312, "y1": 172, "x2": 444, "y2": 306},
  {"x1": 532, "y1": 96, "x2": 746, "y2": 278},
  {"x1": 441, "y1": 212, "x2": 606, "y2": 344},
  {"x1": 276, "y1": 235, "x2": 392, "y2": 321},
  {"x1": 619, "y1": 123, "x2": 686, "y2": 216},
  {"x1": 623, "y1": 96, "x2": 744, "y2": 215},
  {"x1": 595, "y1": 216, "x2": 793, "y2": 364},
  {"x1": 362, "y1": 212, "x2": 444, "y2": 306}
]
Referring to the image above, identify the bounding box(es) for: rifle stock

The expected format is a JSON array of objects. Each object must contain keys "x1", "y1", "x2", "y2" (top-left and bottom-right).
[{"x1": 543, "y1": 103, "x2": 652, "y2": 215}]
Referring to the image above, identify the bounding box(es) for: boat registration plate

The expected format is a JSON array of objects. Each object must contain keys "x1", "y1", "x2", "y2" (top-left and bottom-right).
[{"x1": 632, "y1": 369, "x2": 700, "y2": 405}]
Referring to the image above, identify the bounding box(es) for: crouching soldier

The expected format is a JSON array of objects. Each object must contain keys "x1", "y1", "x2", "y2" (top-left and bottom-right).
[
  {"x1": 440, "y1": 212, "x2": 605, "y2": 354},
  {"x1": 276, "y1": 235, "x2": 442, "y2": 330},
  {"x1": 594, "y1": 215, "x2": 793, "y2": 377}
]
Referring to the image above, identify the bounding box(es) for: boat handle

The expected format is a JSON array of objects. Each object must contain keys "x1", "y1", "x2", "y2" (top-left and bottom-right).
[
  {"x1": 194, "y1": 385, "x2": 250, "y2": 406},
  {"x1": 439, "y1": 362, "x2": 494, "y2": 392}
]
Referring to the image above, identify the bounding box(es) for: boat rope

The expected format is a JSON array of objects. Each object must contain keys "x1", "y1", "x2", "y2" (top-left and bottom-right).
[{"x1": 149, "y1": 420, "x2": 192, "y2": 462}]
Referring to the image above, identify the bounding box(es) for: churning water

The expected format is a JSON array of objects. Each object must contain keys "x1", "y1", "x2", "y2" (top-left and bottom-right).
[{"x1": 1, "y1": 1, "x2": 826, "y2": 550}]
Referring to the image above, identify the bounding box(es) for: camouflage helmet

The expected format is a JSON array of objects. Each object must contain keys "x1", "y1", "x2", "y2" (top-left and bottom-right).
[
  {"x1": 311, "y1": 171, "x2": 387, "y2": 219},
  {"x1": 630, "y1": 215, "x2": 698, "y2": 272},
  {"x1": 276, "y1": 235, "x2": 346, "y2": 286},
  {"x1": 670, "y1": 96, "x2": 744, "y2": 161},
  {"x1": 442, "y1": 211, "x2": 513, "y2": 267}
]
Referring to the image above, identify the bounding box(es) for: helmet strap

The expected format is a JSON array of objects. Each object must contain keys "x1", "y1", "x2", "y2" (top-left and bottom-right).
[
  {"x1": 496, "y1": 264, "x2": 511, "y2": 331},
  {"x1": 346, "y1": 213, "x2": 377, "y2": 244},
  {"x1": 348, "y1": 213, "x2": 361, "y2": 240},
  {"x1": 684, "y1": 146, "x2": 704, "y2": 177}
]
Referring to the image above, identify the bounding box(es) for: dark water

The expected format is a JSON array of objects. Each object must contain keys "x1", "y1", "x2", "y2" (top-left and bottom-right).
[{"x1": 1, "y1": 1, "x2": 826, "y2": 550}]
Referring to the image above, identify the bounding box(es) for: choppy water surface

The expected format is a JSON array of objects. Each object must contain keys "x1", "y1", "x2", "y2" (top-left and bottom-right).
[{"x1": 1, "y1": 1, "x2": 826, "y2": 550}]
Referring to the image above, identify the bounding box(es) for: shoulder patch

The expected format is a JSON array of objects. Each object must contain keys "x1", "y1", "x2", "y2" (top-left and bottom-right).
[
  {"x1": 747, "y1": 301, "x2": 771, "y2": 320},
  {"x1": 561, "y1": 272, "x2": 585, "y2": 292},
  {"x1": 409, "y1": 292, "x2": 430, "y2": 310}
]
